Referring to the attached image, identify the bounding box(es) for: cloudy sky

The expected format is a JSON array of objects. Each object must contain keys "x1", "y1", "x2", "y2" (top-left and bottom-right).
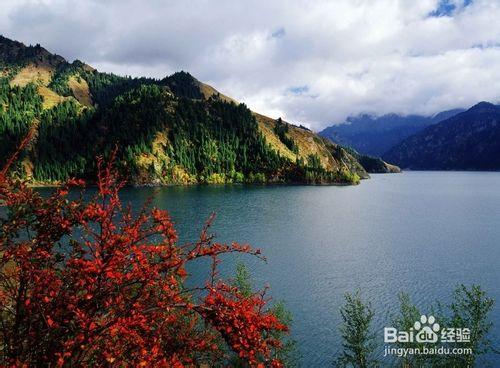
[{"x1": 2, "y1": 0, "x2": 500, "y2": 130}]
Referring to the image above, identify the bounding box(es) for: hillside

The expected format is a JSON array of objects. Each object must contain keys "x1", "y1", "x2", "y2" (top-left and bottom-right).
[
  {"x1": 384, "y1": 102, "x2": 500, "y2": 170},
  {"x1": 319, "y1": 109, "x2": 464, "y2": 157},
  {"x1": 0, "y1": 35, "x2": 388, "y2": 185}
]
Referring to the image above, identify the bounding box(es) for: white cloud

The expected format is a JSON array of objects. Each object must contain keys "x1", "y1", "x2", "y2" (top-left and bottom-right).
[{"x1": 1, "y1": 0, "x2": 500, "y2": 130}]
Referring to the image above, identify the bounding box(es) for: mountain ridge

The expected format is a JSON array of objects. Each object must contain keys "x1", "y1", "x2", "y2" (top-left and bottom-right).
[
  {"x1": 383, "y1": 102, "x2": 500, "y2": 170},
  {"x1": 0, "y1": 35, "x2": 399, "y2": 185},
  {"x1": 319, "y1": 109, "x2": 465, "y2": 157}
]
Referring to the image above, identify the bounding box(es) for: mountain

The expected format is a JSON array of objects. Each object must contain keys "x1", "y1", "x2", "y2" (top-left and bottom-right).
[
  {"x1": 0, "y1": 35, "x2": 394, "y2": 185},
  {"x1": 319, "y1": 109, "x2": 464, "y2": 157},
  {"x1": 344, "y1": 147, "x2": 401, "y2": 174},
  {"x1": 383, "y1": 102, "x2": 500, "y2": 170}
]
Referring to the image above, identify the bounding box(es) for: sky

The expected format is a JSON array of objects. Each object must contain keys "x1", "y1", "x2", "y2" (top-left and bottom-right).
[{"x1": 1, "y1": 0, "x2": 500, "y2": 130}]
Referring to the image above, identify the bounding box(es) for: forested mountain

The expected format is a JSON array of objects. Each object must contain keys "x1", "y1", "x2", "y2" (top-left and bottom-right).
[
  {"x1": 0, "y1": 35, "x2": 393, "y2": 185},
  {"x1": 384, "y1": 102, "x2": 500, "y2": 170},
  {"x1": 319, "y1": 109, "x2": 464, "y2": 156}
]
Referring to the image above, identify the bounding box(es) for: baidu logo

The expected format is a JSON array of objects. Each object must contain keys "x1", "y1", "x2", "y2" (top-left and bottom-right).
[
  {"x1": 384, "y1": 314, "x2": 470, "y2": 344},
  {"x1": 413, "y1": 315, "x2": 440, "y2": 343},
  {"x1": 384, "y1": 314, "x2": 440, "y2": 343}
]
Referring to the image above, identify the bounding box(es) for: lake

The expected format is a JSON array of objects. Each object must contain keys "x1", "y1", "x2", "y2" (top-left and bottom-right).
[{"x1": 64, "y1": 172, "x2": 500, "y2": 366}]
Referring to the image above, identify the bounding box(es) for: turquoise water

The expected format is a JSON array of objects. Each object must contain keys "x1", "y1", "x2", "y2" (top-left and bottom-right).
[{"x1": 57, "y1": 172, "x2": 500, "y2": 366}]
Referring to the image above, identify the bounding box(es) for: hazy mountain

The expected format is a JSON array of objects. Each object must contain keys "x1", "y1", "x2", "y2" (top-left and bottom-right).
[
  {"x1": 384, "y1": 102, "x2": 500, "y2": 170},
  {"x1": 319, "y1": 109, "x2": 464, "y2": 156}
]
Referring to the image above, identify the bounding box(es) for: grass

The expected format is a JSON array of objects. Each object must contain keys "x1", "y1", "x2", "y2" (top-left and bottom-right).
[
  {"x1": 254, "y1": 113, "x2": 297, "y2": 161},
  {"x1": 37, "y1": 86, "x2": 67, "y2": 109},
  {"x1": 8, "y1": 63, "x2": 91, "y2": 110},
  {"x1": 9, "y1": 64, "x2": 53, "y2": 87},
  {"x1": 254, "y1": 112, "x2": 340, "y2": 171},
  {"x1": 68, "y1": 75, "x2": 92, "y2": 106},
  {"x1": 198, "y1": 81, "x2": 237, "y2": 104}
]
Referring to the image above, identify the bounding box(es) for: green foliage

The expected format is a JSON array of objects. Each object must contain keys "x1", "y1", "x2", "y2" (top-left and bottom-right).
[
  {"x1": 391, "y1": 293, "x2": 429, "y2": 367},
  {"x1": 246, "y1": 172, "x2": 267, "y2": 184},
  {"x1": 100, "y1": 84, "x2": 168, "y2": 148},
  {"x1": 342, "y1": 145, "x2": 390, "y2": 173},
  {"x1": 271, "y1": 301, "x2": 301, "y2": 368},
  {"x1": 306, "y1": 153, "x2": 322, "y2": 169},
  {"x1": 390, "y1": 285, "x2": 495, "y2": 368},
  {"x1": 81, "y1": 69, "x2": 156, "y2": 107},
  {"x1": 0, "y1": 35, "x2": 362, "y2": 185},
  {"x1": 203, "y1": 172, "x2": 227, "y2": 184},
  {"x1": 336, "y1": 286, "x2": 495, "y2": 367},
  {"x1": 34, "y1": 100, "x2": 93, "y2": 181},
  {"x1": 0, "y1": 66, "x2": 21, "y2": 81},
  {"x1": 440, "y1": 285, "x2": 495, "y2": 367},
  {"x1": 48, "y1": 62, "x2": 80, "y2": 96},
  {"x1": 66, "y1": 82, "x2": 289, "y2": 183},
  {"x1": 168, "y1": 95, "x2": 285, "y2": 181},
  {"x1": 336, "y1": 292, "x2": 378, "y2": 368},
  {"x1": 234, "y1": 262, "x2": 253, "y2": 297},
  {"x1": 161, "y1": 71, "x2": 203, "y2": 99},
  {"x1": 0, "y1": 64, "x2": 361, "y2": 185},
  {"x1": 287, "y1": 154, "x2": 360, "y2": 184},
  {"x1": 0, "y1": 79, "x2": 43, "y2": 161},
  {"x1": 274, "y1": 118, "x2": 299, "y2": 154},
  {"x1": 231, "y1": 171, "x2": 245, "y2": 183},
  {"x1": 339, "y1": 168, "x2": 361, "y2": 185},
  {"x1": 356, "y1": 155, "x2": 387, "y2": 173}
]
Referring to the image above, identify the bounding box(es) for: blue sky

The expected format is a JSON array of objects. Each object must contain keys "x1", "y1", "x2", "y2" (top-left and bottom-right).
[
  {"x1": 1, "y1": 0, "x2": 500, "y2": 129},
  {"x1": 430, "y1": 0, "x2": 473, "y2": 16}
]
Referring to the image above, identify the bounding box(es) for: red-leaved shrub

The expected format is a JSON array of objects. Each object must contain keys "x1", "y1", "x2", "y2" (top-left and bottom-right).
[{"x1": 0, "y1": 143, "x2": 287, "y2": 367}]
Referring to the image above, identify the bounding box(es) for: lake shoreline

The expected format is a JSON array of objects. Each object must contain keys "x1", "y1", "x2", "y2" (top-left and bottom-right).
[{"x1": 29, "y1": 180, "x2": 362, "y2": 189}]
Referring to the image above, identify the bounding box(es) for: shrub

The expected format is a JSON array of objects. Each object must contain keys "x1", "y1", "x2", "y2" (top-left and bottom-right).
[
  {"x1": 0, "y1": 143, "x2": 288, "y2": 367},
  {"x1": 336, "y1": 292, "x2": 378, "y2": 368},
  {"x1": 247, "y1": 172, "x2": 267, "y2": 184},
  {"x1": 391, "y1": 285, "x2": 495, "y2": 368},
  {"x1": 232, "y1": 263, "x2": 300, "y2": 367}
]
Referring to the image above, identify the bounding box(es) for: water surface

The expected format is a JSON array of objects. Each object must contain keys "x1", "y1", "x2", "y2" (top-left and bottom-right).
[{"x1": 67, "y1": 172, "x2": 500, "y2": 365}]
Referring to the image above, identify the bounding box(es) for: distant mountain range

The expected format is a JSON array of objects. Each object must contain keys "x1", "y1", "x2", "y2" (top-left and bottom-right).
[
  {"x1": 0, "y1": 35, "x2": 399, "y2": 186},
  {"x1": 384, "y1": 102, "x2": 500, "y2": 170},
  {"x1": 319, "y1": 109, "x2": 465, "y2": 157}
]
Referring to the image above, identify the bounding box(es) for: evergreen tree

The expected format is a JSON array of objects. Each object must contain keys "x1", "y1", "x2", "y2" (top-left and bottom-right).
[{"x1": 336, "y1": 292, "x2": 378, "y2": 368}]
